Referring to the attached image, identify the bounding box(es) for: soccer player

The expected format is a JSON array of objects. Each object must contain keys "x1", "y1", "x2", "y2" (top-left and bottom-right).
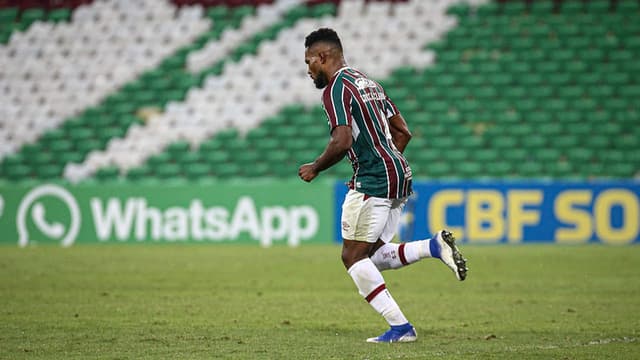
[{"x1": 298, "y1": 28, "x2": 468, "y2": 343}]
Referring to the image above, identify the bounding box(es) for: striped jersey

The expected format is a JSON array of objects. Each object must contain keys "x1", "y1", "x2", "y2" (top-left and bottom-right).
[{"x1": 322, "y1": 67, "x2": 412, "y2": 199}]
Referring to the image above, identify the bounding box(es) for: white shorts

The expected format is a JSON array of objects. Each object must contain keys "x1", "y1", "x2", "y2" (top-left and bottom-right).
[{"x1": 341, "y1": 189, "x2": 408, "y2": 243}]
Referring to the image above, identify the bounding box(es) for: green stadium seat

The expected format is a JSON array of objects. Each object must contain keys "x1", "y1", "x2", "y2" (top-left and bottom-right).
[
  {"x1": 155, "y1": 163, "x2": 182, "y2": 179},
  {"x1": 265, "y1": 150, "x2": 289, "y2": 164},
  {"x1": 126, "y1": 165, "x2": 152, "y2": 181},
  {"x1": 425, "y1": 162, "x2": 452, "y2": 179},
  {"x1": 607, "y1": 163, "x2": 635, "y2": 178},
  {"x1": 535, "y1": 148, "x2": 561, "y2": 162},
  {"x1": 20, "y1": 8, "x2": 46, "y2": 27},
  {"x1": 248, "y1": 162, "x2": 271, "y2": 177},
  {"x1": 457, "y1": 135, "x2": 484, "y2": 149},
  {"x1": 577, "y1": 162, "x2": 606, "y2": 178},
  {"x1": 542, "y1": 98, "x2": 568, "y2": 112},
  {"x1": 166, "y1": 141, "x2": 191, "y2": 158},
  {"x1": 546, "y1": 161, "x2": 575, "y2": 178},
  {"x1": 507, "y1": 123, "x2": 534, "y2": 136},
  {"x1": 529, "y1": 86, "x2": 553, "y2": 98},
  {"x1": 177, "y1": 152, "x2": 201, "y2": 166},
  {"x1": 48, "y1": 8, "x2": 71, "y2": 22},
  {"x1": 600, "y1": 149, "x2": 626, "y2": 164},
  {"x1": 583, "y1": 135, "x2": 611, "y2": 149},
  {"x1": 68, "y1": 127, "x2": 95, "y2": 142},
  {"x1": 537, "y1": 123, "x2": 563, "y2": 136},
  {"x1": 553, "y1": 135, "x2": 580, "y2": 150},
  {"x1": 40, "y1": 128, "x2": 66, "y2": 144},
  {"x1": 311, "y1": 3, "x2": 336, "y2": 18},
  {"x1": 521, "y1": 135, "x2": 547, "y2": 149},
  {"x1": 201, "y1": 150, "x2": 230, "y2": 164},
  {"x1": 616, "y1": 1, "x2": 639, "y2": 13},
  {"x1": 516, "y1": 162, "x2": 545, "y2": 178},
  {"x1": 28, "y1": 152, "x2": 55, "y2": 167},
  {"x1": 584, "y1": 0, "x2": 611, "y2": 15},
  {"x1": 502, "y1": 1, "x2": 527, "y2": 15},
  {"x1": 207, "y1": 5, "x2": 229, "y2": 21},
  {"x1": 616, "y1": 133, "x2": 639, "y2": 151},
  {"x1": 48, "y1": 139, "x2": 74, "y2": 153},
  {"x1": 96, "y1": 127, "x2": 125, "y2": 144},
  {"x1": 147, "y1": 152, "x2": 171, "y2": 167},
  {"x1": 458, "y1": 161, "x2": 484, "y2": 178},
  {"x1": 411, "y1": 148, "x2": 440, "y2": 164},
  {"x1": 477, "y1": 2, "x2": 500, "y2": 16},
  {"x1": 484, "y1": 161, "x2": 514, "y2": 177},
  {"x1": 530, "y1": 0, "x2": 554, "y2": 14},
  {"x1": 233, "y1": 151, "x2": 260, "y2": 164},
  {"x1": 213, "y1": 163, "x2": 241, "y2": 178},
  {"x1": 560, "y1": 1, "x2": 585, "y2": 14},
  {"x1": 446, "y1": 2, "x2": 470, "y2": 17},
  {"x1": 95, "y1": 166, "x2": 120, "y2": 181},
  {"x1": 58, "y1": 151, "x2": 84, "y2": 164},
  {"x1": 487, "y1": 73, "x2": 514, "y2": 87},
  {"x1": 503, "y1": 148, "x2": 529, "y2": 163},
  {"x1": 444, "y1": 149, "x2": 468, "y2": 162},
  {"x1": 527, "y1": 112, "x2": 553, "y2": 123},
  {"x1": 184, "y1": 163, "x2": 211, "y2": 180},
  {"x1": 491, "y1": 135, "x2": 518, "y2": 149},
  {"x1": 472, "y1": 149, "x2": 499, "y2": 163},
  {"x1": 5, "y1": 164, "x2": 32, "y2": 181},
  {"x1": 0, "y1": 7, "x2": 18, "y2": 23}
]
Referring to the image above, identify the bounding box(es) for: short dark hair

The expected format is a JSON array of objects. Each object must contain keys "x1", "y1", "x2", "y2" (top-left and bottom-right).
[{"x1": 304, "y1": 28, "x2": 343, "y2": 51}]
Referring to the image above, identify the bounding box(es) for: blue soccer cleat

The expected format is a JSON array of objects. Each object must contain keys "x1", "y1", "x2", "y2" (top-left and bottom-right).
[{"x1": 366, "y1": 323, "x2": 417, "y2": 343}]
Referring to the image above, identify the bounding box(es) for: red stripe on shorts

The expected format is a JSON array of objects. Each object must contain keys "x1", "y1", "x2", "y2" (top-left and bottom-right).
[
  {"x1": 398, "y1": 243, "x2": 408, "y2": 265},
  {"x1": 365, "y1": 284, "x2": 387, "y2": 303}
]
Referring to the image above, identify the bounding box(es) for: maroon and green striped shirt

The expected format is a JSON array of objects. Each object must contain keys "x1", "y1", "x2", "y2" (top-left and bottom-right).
[{"x1": 322, "y1": 67, "x2": 412, "y2": 199}]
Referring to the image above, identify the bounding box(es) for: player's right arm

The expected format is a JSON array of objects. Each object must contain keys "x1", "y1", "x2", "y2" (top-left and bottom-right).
[
  {"x1": 299, "y1": 78, "x2": 354, "y2": 183},
  {"x1": 298, "y1": 125, "x2": 352, "y2": 182}
]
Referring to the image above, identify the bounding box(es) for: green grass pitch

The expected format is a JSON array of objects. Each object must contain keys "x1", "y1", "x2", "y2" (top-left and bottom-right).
[{"x1": 1, "y1": 244, "x2": 638, "y2": 359}]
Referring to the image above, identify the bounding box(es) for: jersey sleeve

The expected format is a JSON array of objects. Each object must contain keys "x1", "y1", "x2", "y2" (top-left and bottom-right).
[
  {"x1": 383, "y1": 93, "x2": 400, "y2": 119},
  {"x1": 322, "y1": 78, "x2": 352, "y2": 130}
]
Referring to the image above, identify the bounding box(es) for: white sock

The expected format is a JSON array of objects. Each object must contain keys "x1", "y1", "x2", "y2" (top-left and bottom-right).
[
  {"x1": 370, "y1": 240, "x2": 434, "y2": 271},
  {"x1": 347, "y1": 258, "x2": 408, "y2": 326}
]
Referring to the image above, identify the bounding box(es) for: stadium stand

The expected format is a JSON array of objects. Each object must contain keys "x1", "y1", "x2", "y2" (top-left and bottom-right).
[
  {"x1": 0, "y1": 0, "x2": 638, "y2": 183},
  {"x1": 0, "y1": 0, "x2": 210, "y2": 179}
]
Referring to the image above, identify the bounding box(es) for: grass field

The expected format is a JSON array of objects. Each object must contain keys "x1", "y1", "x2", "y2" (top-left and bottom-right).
[{"x1": 1, "y1": 244, "x2": 638, "y2": 359}]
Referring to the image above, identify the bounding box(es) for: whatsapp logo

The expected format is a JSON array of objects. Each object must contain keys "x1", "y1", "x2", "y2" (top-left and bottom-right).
[{"x1": 17, "y1": 184, "x2": 81, "y2": 247}]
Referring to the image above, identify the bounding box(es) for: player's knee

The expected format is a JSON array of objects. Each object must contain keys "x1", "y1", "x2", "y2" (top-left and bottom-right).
[
  {"x1": 341, "y1": 241, "x2": 372, "y2": 269},
  {"x1": 341, "y1": 247, "x2": 355, "y2": 268}
]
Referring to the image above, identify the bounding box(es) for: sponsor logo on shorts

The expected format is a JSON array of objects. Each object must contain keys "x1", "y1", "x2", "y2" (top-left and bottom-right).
[{"x1": 342, "y1": 221, "x2": 351, "y2": 231}]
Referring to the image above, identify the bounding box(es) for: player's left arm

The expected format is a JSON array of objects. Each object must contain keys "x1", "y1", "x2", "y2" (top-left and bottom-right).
[
  {"x1": 299, "y1": 125, "x2": 352, "y2": 182},
  {"x1": 388, "y1": 113, "x2": 412, "y2": 153}
]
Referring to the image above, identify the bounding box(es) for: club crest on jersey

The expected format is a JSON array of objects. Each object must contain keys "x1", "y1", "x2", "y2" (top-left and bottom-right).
[{"x1": 355, "y1": 78, "x2": 377, "y2": 90}]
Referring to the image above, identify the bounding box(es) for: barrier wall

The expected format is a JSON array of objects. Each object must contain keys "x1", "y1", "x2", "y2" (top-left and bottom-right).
[
  {"x1": 335, "y1": 180, "x2": 640, "y2": 245},
  {"x1": 0, "y1": 180, "x2": 333, "y2": 247},
  {"x1": 2, "y1": 180, "x2": 638, "y2": 246}
]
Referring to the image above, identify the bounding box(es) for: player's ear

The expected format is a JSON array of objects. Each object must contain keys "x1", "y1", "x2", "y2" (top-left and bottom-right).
[{"x1": 318, "y1": 50, "x2": 327, "y2": 64}]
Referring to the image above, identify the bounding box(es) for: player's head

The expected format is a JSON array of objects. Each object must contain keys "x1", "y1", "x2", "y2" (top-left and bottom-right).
[{"x1": 304, "y1": 28, "x2": 344, "y2": 89}]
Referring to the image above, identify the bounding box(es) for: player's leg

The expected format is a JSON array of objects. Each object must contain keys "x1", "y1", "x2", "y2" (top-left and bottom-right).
[
  {"x1": 369, "y1": 198, "x2": 436, "y2": 270},
  {"x1": 369, "y1": 198, "x2": 468, "y2": 280},
  {"x1": 341, "y1": 190, "x2": 417, "y2": 343},
  {"x1": 370, "y1": 231, "x2": 468, "y2": 280}
]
